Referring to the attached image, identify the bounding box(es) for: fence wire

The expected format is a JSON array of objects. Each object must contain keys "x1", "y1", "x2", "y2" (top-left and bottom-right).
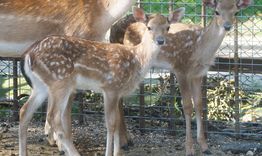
[{"x1": 0, "y1": 0, "x2": 261, "y2": 139}]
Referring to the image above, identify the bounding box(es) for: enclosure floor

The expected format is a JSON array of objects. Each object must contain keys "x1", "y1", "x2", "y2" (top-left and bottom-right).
[{"x1": 0, "y1": 117, "x2": 261, "y2": 156}]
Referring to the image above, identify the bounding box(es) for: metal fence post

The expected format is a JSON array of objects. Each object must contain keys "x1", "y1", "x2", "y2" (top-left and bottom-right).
[
  {"x1": 234, "y1": 19, "x2": 240, "y2": 138},
  {"x1": 169, "y1": 72, "x2": 176, "y2": 135},
  {"x1": 139, "y1": 82, "x2": 145, "y2": 133},
  {"x1": 12, "y1": 59, "x2": 19, "y2": 121},
  {"x1": 168, "y1": 0, "x2": 176, "y2": 135},
  {"x1": 137, "y1": 0, "x2": 142, "y2": 8},
  {"x1": 169, "y1": 0, "x2": 173, "y2": 13},
  {"x1": 77, "y1": 91, "x2": 84, "y2": 124},
  {"x1": 201, "y1": 1, "x2": 208, "y2": 138},
  {"x1": 136, "y1": 0, "x2": 145, "y2": 133}
]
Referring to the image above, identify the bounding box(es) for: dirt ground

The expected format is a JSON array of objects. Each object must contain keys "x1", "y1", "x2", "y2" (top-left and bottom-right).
[{"x1": 0, "y1": 116, "x2": 261, "y2": 156}]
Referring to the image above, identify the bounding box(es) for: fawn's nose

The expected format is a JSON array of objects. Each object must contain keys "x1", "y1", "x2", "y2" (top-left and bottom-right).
[
  {"x1": 156, "y1": 36, "x2": 165, "y2": 45},
  {"x1": 224, "y1": 22, "x2": 232, "y2": 31}
]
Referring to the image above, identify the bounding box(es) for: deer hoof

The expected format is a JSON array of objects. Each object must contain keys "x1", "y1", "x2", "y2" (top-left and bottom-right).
[
  {"x1": 121, "y1": 144, "x2": 129, "y2": 151},
  {"x1": 59, "y1": 150, "x2": 65, "y2": 155},
  {"x1": 50, "y1": 143, "x2": 57, "y2": 147},
  {"x1": 203, "y1": 149, "x2": 212, "y2": 155},
  {"x1": 121, "y1": 139, "x2": 134, "y2": 151},
  {"x1": 128, "y1": 140, "x2": 134, "y2": 147}
]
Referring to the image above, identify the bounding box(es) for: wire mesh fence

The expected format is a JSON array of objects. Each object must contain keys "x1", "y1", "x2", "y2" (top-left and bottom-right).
[{"x1": 0, "y1": 0, "x2": 261, "y2": 140}]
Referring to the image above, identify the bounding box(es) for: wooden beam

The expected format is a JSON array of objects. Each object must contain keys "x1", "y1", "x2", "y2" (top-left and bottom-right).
[{"x1": 210, "y1": 57, "x2": 262, "y2": 74}]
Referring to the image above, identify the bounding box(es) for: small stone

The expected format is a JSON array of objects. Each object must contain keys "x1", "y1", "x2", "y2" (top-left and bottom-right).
[
  {"x1": 227, "y1": 151, "x2": 232, "y2": 155},
  {"x1": 175, "y1": 144, "x2": 183, "y2": 151},
  {"x1": 4, "y1": 144, "x2": 14, "y2": 148},
  {"x1": 39, "y1": 146, "x2": 44, "y2": 150},
  {"x1": 38, "y1": 138, "x2": 44, "y2": 142},
  {"x1": 0, "y1": 127, "x2": 8, "y2": 133},
  {"x1": 1, "y1": 123, "x2": 7, "y2": 127},
  {"x1": 246, "y1": 150, "x2": 254, "y2": 156}
]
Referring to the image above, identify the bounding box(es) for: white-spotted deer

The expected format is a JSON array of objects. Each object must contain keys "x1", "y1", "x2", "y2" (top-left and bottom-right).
[
  {"x1": 19, "y1": 7, "x2": 185, "y2": 156},
  {"x1": 111, "y1": 0, "x2": 253, "y2": 155},
  {"x1": 0, "y1": 0, "x2": 133, "y2": 149}
]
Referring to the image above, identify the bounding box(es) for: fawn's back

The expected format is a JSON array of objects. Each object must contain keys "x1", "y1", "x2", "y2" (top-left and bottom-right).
[{"x1": 26, "y1": 36, "x2": 142, "y2": 92}]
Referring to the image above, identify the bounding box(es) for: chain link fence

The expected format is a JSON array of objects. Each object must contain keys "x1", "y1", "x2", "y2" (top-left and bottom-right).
[{"x1": 0, "y1": 0, "x2": 261, "y2": 139}]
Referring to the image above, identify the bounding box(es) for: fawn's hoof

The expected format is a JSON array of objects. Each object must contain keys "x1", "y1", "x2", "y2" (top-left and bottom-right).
[
  {"x1": 121, "y1": 139, "x2": 134, "y2": 151},
  {"x1": 128, "y1": 140, "x2": 134, "y2": 147},
  {"x1": 45, "y1": 134, "x2": 57, "y2": 147},
  {"x1": 50, "y1": 143, "x2": 57, "y2": 147},
  {"x1": 59, "y1": 150, "x2": 65, "y2": 155},
  {"x1": 121, "y1": 144, "x2": 129, "y2": 151}
]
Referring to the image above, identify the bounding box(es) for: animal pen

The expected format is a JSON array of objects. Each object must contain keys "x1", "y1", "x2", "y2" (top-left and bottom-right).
[{"x1": 0, "y1": 0, "x2": 261, "y2": 145}]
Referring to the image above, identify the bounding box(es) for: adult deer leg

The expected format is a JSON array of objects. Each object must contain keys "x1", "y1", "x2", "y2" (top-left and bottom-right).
[
  {"x1": 191, "y1": 77, "x2": 211, "y2": 154},
  {"x1": 177, "y1": 75, "x2": 194, "y2": 156},
  {"x1": 104, "y1": 91, "x2": 122, "y2": 156}
]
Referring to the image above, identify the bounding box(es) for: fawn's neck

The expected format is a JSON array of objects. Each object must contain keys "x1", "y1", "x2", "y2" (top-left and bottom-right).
[
  {"x1": 195, "y1": 16, "x2": 227, "y2": 63},
  {"x1": 200, "y1": 16, "x2": 226, "y2": 54}
]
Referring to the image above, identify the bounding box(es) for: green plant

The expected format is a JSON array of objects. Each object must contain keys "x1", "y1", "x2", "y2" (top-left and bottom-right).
[
  {"x1": 241, "y1": 92, "x2": 262, "y2": 122},
  {"x1": 207, "y1": 77, "x2": 250, "y2": 121}
]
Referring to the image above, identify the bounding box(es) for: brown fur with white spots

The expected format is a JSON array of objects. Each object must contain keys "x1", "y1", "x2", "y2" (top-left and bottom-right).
[
  {"x1": 0, "y1": 0, "x2": 133, "y2": 57},
  {"x1": 19, "y1": 7, "x2": 185, "y2": 156},
  {"x1": 116, "y1": 0, "x2": 252, "y2": 156}
]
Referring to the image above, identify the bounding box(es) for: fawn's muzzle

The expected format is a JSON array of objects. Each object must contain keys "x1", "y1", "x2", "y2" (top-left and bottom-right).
[
  {"x1": 223, "y1": 22, "x2": 232, "y2": 31},
  {"x1": 156, "y1": 36, "x2": 165, "y2": 45}
]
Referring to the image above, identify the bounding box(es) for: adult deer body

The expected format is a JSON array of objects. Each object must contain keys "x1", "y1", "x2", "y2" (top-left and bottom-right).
[
  {"x1": 19, "y1": 7, "x2": 185, "y2": 156},
  {"x1": 111, "y1": 0, "x2": 252, "y2": 155},
  {"x1": 0, "y1": 0, "x2": 133, "y2": 57}
]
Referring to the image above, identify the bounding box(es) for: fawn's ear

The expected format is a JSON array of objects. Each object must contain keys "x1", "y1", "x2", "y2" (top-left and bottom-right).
[
  {"x1": 168, "y1": 7, "x2": 185, "y2": 23},
  {"x1": 237, "y1": 0, "x2": 252, "y2": 9},
  {"x1": 133, "y1": 7, "x2": 147, "y2": 22},
  {"x1": 203, "y1": 0, "x2": 217, "y2": 8}
]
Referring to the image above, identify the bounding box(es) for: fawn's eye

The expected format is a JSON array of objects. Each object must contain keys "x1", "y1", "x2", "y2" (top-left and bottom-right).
[
  {"x1": 147, "y1": 26, "x2": 152, "y2": 31},
  {"x1": 167, "y1": 26, "x2": 170, "y2": 31},
  {"x1": 234, "y1": 12, "x2": 239, "y2": 16},
  {"x1": 215, "y1": 11, "x2": 220, "y2": 15}
]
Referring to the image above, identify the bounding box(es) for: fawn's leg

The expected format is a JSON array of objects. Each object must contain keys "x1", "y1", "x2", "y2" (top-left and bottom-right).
[
  {"x1": 177, "y1": 75, "x2": 195, "y2": 156},
  {"x1": 118, "y1": 98, "x2": 131, "y2": 150},
  {"x1": 191, "y1": 77, "x2": 211, "y2": 154},
  {"x1": 46, "y1": 93, "x2": 75, "y2": 148},
  {"x1": 103, "y1": 91, "x2": 122, "y2": 156},
  {"x1": 19, "y1": 84, "x2": 48, "y2": 156},
  {"x1": 45, "y1": 97, "x2": 56, "y2": 146},
  {"x1": 48, "y1": 84, "x2": 80, "y2": 156},
  {"x1": 63, "y1": 93, "x2": 75, "y2": 142}
]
